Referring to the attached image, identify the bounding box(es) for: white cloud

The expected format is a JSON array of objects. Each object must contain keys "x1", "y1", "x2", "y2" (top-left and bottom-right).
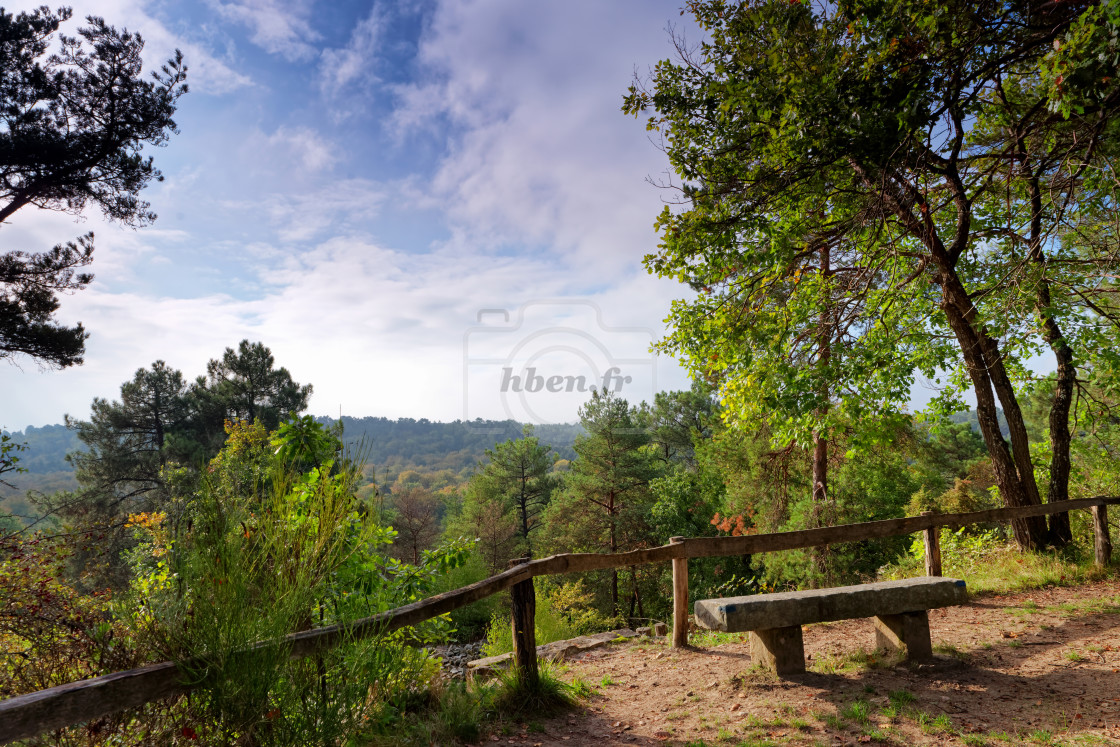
[
  {"x1": 318, "y1": 6, "x2": 385, "y2": 96},
  {"x1": 206, "y1": 0, "x2": 321, "y2": 61},
  {"x1": 251, "y1": 126, "x2": 338, "y2": 173},
  {"x1": 0, "y1": 230, "x2": 692, "y2": 428},
  {"x1": 218, "y1": 176, "x2": 386, "y2": 244},
  {"x1": 392, "y1": 0, "x2": 692, "y2": 278},
  {"x1": 140, "y1": 20, "x2": 254, "y2": 95}
]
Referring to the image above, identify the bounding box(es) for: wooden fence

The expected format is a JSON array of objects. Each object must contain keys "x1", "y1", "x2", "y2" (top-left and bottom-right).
[{"x1": 1, "y1": 496, "x2": 1117, "y2": 744}]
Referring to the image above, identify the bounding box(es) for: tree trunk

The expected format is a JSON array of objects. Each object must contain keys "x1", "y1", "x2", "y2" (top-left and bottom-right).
[
  {"x1": 810, "y1": 244, "x2": 832, "y2": 584},
  {"x1": 610, "y1": 498, "x2": 619, "y2": 616},
  {"x1": 849, "y1": 154, "x2": 1051, "y2": 550},
  {"x1": 1024, "y1": 162, "x2": 1075, "y2": 546},
  {"x1": 1045, "y1": 330, "x2": 1075, "y2": 546},
  {"x1": 519, "y1": 487, "x2": 532, "y2": 557},
  {"x1": 937, "y1": 273, "x2": 1048, "y2": 549}
]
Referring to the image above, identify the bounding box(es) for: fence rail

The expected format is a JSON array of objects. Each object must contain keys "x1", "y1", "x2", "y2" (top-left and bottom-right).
[{"x1": 2, "y1": 496, "x2": 1117, "y2": 744}]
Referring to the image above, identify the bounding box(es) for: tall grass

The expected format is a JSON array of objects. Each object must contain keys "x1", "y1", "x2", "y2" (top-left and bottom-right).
[{"x1": 880, "y1": 526, "x2": 1114, "y2": 594}]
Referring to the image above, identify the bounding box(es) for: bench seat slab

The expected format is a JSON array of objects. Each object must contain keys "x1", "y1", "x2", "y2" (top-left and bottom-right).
[
  {"x1": 873, "y1": 611, "x2": 932, "y2": 660},
  {"x1": 749, "y1": 626, "x2": 805, "y2": 676},
  {"x1": 695, "y1": 577, "x2": 967, "y2": 632}
]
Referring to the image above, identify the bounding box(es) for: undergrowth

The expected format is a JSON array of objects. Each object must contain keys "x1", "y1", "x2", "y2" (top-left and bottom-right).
[
  {"x1": 361, "y1": 663, "x2": 579, "y2": 745},
  {"x1": 484, "y1": 579, "x2": 615, "y2": 656},
  {"x1": 879, "y1": 526, "x2": 1115, "y2": 594}
]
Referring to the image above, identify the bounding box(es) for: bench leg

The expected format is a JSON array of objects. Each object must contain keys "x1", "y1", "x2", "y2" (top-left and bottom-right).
[
  {"x1": 873, "y1": 611, "x2": 932, "y2": 661},
  {"x1": 750, "y1": 626, "x2": 805, "y2": 675}
]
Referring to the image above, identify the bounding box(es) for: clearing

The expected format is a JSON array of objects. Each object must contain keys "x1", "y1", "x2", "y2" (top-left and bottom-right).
[{"x1": 485, "y1": 579, "x2": 1120, "y2": 746}]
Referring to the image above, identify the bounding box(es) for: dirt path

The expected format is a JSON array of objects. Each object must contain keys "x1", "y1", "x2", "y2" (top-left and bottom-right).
[{"x1": 486, "y1": 580, "x2": 1120, "y2": 746}]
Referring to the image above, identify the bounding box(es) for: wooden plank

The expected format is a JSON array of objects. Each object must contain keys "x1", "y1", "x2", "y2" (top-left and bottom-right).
[
  {"x1": 525, "y1": 544, "x2": 681, "y2": 576},
  {"x1": 285, "y1": 562, "x2": 533, "y2": 658},
  {"x1": 671, "y1": 537, "x2": 688, "y2": 649},
  {"x1": 678, "y1": 497, "x2": 1119, "y2": 560},
  {"x1": 0, "y1": 662, "x2": 185, "y2": 745},
  {"x1": 922, "y1": 511, "x2": 942, "y2": 577}
]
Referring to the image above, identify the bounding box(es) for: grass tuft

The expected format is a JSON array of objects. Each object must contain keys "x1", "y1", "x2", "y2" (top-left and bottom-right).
[{"x1": 491, "y1": 664, "x2": 578, "y2": 719}]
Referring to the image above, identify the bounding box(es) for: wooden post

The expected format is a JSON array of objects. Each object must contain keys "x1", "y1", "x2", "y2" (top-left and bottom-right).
[
  {"x1": 508, "y1": 558, "x2": 538, "y2": 687},
  {"x1": 671, "y1": 537, "x2": 688, "y2": 649},
  {"x1": 921, "y1": 512, "x2": 942, "y2": 577},
  {"x1": 1092, "y1": 504, "x2": 1112, "y2": 567}
]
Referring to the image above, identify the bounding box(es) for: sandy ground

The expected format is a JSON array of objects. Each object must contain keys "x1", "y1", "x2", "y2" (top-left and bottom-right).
[{"x1": 482, "y1": 579, "x2": 1120, "y2": 746}]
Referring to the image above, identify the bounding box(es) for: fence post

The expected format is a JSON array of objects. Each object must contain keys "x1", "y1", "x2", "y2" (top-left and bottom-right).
[
  {"x1": 1092, "y1": 504, "x2": 1112, "y2": 567},
  {"x1": 921, "y1": 512, "x2": 942, "y2": 577},
  {"x1": 671, "y1": 537, "x2": 688, "y2": 649},
  {"x1": 508, "y1": 558, "x2": 538, "y2": 688}
]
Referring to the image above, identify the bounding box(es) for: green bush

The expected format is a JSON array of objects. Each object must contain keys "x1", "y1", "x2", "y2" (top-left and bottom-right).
[
  {"x1": 483, "y1": 579, "x2": 615, "y2": 656},
  {"x1": 124, "y1": 419, "x2": 469, "y2": 745},
  {"x1": 434, "y1": 547, "x2": 502, "y2": 641}
]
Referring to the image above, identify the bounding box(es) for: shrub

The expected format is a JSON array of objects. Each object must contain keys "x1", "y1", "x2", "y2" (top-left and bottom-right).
[{"x1": 124, "y1": 418, "x2": 468, "y2": 745}]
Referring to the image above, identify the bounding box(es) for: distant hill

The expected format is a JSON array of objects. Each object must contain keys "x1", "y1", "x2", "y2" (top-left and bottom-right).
[
  {"x1": 1, "y1": 417, "x2": 583, "y2": 509},
  {"x1": 948, "y1": 409, "x2": 1010, "y2": 438},
  {"x1": 0, "y1": 425, "x2": 81, "y2": 518},
  {"x1": 320, "y1": 416, "x2": 581, "y2": 485}
]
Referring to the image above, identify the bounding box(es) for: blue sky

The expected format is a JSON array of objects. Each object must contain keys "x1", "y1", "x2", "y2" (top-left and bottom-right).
[{"x1": 2, "y1": 0, "x2": 719, "y2": 429}]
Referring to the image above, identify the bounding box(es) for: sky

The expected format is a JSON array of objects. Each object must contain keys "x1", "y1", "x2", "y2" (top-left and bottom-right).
[{"x1": 1, "y1": 0, "x2": 718, "y2": 430}]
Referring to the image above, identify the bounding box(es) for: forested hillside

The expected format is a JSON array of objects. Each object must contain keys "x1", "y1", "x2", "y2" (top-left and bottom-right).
[
  {"x1": 321, "y1": 416, "x2": 580, "y2": 484},
  {"x1": 0, "y1": 417, "x2": 582, "y2": 517}
]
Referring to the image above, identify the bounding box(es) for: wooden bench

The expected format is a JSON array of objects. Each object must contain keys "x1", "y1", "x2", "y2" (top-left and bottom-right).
[{"x1": 694, "y1": 577, "x2": 968, "y2": 675}]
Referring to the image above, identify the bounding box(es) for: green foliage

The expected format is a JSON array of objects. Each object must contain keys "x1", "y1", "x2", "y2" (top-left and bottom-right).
[
  {"x1": 121, "y1": 418, "x2": 468, "y2": 745},
  {"x1": 541, "y1": 391, "x2": 662, "y2": 617},
  {"x1": 443, "y1": 480, "x2": 520, "y2": 575},
  {"x1": 648, "y1": 463, "x2": 756, "y2": 608},
  {"x1": 433, "y1": 547, "x2": 501, "y2": 641},
  {"x1": 330, "y1": 415, "x2": 580, "y2": 486},
  {"x1": 640, "y1": 380, "x2": 720, "y2": 467},
  {"x1": 0, "y1": 431, "x2": 27, "y2": 488},
  {"x1": 0, "y1": 532, "x2": 139, "y2": 694},
  {"x1": 201, "y1": 340, "x2": 313, "y2": 434},
  {"x1": 489, "y1": 661, "x2": 577, "y2": 718},
  {"x1": 483, "y1": 579, "x2": 615, "y2": 657},
  {"x1": 48, "y1": 343, "x2": 312, "y2": 589},
  {"x1": 1040, "y1": 0, "x2": 1120, "y2": 117}
]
